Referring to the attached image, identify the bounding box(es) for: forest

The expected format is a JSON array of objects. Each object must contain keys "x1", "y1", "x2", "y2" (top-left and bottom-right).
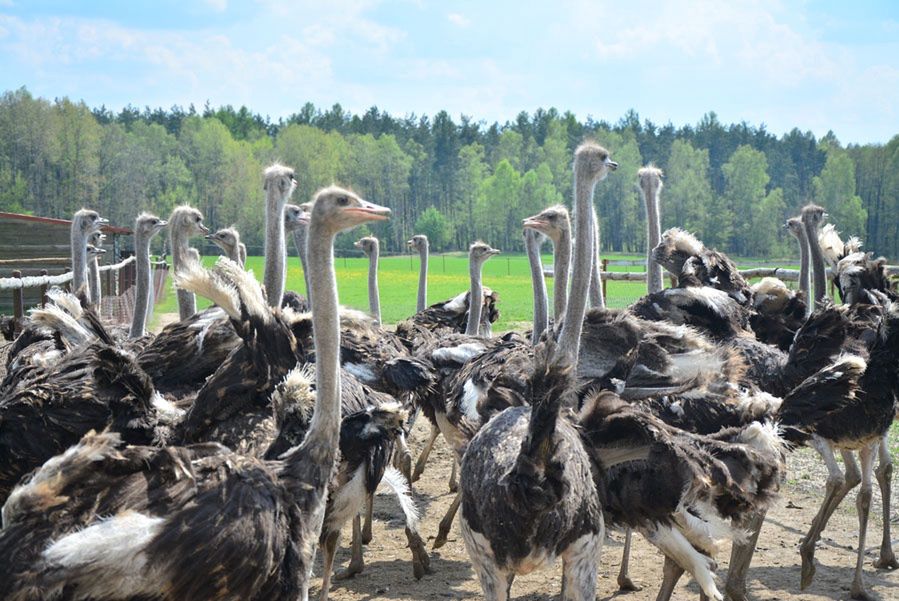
[{"x1": 0, "y1": 86, "x2": 896, "y2": 259}]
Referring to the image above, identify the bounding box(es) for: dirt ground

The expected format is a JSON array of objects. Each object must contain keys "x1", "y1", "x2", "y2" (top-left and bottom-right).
[
  {"x1": 3, "y1": 337, "x2": 898, "y2": 601},
  {"x1": 314, "y1": 418, "x2": 899, "y2": 601}
]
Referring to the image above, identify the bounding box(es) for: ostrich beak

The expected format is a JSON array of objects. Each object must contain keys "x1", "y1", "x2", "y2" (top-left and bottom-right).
[
  {"x1": 522, "y1": 217, "x2": 546, "y2": 230},
  {"x1": 347, "y1": 199, "x2": 391, "y2": 221},
  {"x1": 156, "y1": 220, "x2": 168, "y2": 228},
  {"x1": 199, "y1": 224, "x2": 210, "y2": 234},
  {"x1": 204, "y1": 233, "x2": 215, "y2": 240},
  {"x1": 488, "y1": 248, "x2": 501, "y2": 256},
  {"x1": 605, "y1": 158, "x2": 619, "y2": 171},
  {"x1": 97, "y1": 217, "x2": 110, "y2": 225}
]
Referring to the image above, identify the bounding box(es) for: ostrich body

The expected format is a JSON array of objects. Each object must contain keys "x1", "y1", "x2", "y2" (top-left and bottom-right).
[
  {"x1": 129, "y1": 213, "x2": 168, "y2": 339},
  {"x1": 638, "y1": 165, "x2": 664, "y2": 294},
  {"x1": 459, "y1": 142, "x2": 616, "y2": 601},
  {"x1": 262, "y1": 163, "x2": 297, "y2": 307},
  {"x1": 749, "y1": 276, "x2": 807, "y2": 351},
  {"x1": 87, "y1": 231, "x2": 106, "y2": 308},
  {"x1": 0, "y1": 186, "x2": 390, "y2": 601},
  {"x1": 168, "y1": 205, "x2": 210, "y2": 319},
  {"x1": 523, "y1": 205, "x2": 570, "y2": 321},
  {"x1": 408, "y1": 234, "x2": 429, "y2": 313},
  {"x1": 355, "y1": 236, "x2": 382, "y2": 324},
  {"x1": 70, "y1": 209, "x2": 107, "y2": 303},
  {"x1": 206, "y1": 226, "x2": 245, "y2": 267},
  {"x1": 523, "y1": 228, "x2": 549, "y2": 343}
]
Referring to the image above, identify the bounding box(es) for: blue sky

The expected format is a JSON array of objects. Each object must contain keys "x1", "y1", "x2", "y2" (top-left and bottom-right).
[{"x1": 1, "y1": 1, "x2": 897, "y2": 144}]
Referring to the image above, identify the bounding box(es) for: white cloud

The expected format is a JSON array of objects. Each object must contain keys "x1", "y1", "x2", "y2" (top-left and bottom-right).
[
  {"x1": 447, "y1": 13, "x2": 469, "y2": 28},
  {"x1": 203, "y1": 0, "x2": 228, "y2": 11},
  {"x1": 0, "y1": 0, "x2": 15, "y2": 7}
]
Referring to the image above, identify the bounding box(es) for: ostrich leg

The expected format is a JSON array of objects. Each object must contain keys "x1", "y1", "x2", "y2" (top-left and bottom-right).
[
  {"x1": 725, "y1": 509, "x2": 767, "y2": 601},
  {"x1": 412, "y1": 424, "x2": 440, "y2": 482},
  {"x1": 433, "y1": 492, "x2": 462, "y2": 549},
  {"x1": 448, "y1": 458, "x2": 459, "y2": 493},
  {"x1": 319, "y1": 530, "x2": 340, "y2": 601},
  {"x1": 655, "y1": 556, "x2": 685, "y2": 601},
  {"x1": 361, "y1": 494, "x2": 374, "y2": 545},
  {"x1": 617, "y1": 528, "x2": 641, "y2": 591},
  {"x1": 874, "y1": 435, "x2": 899, "y2": 570},
  {"x1": 850, "y1": 444, "x2": 876, "y2": 600},
  {"x1": 335, "y1": 515, "x2": 365, "y2": 580}
]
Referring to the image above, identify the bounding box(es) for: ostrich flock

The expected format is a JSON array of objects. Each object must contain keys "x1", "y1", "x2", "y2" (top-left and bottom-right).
[{"x1": 0, "y1": 141, "x2": 897, "y2": 601}]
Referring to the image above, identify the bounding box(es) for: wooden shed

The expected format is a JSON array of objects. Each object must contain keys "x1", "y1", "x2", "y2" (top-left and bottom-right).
[{"x1": 0, "y1": 212, "x2": 132, "y2": 315}]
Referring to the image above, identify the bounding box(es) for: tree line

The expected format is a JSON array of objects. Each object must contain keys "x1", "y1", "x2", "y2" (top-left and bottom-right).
[{"x1": 0, "y1": 87, "x2": 896, "y2": 259}]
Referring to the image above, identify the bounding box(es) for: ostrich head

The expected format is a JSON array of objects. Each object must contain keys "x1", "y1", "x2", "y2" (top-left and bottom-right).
[
  {"x1": 751, "y1": 277, "x2": 792, "y2": 313},
  {"x1": 785, "y1": 217, "x2": 803, "y2": 239},
  {"x1": 206, "y1": 227, "x2": 241, "y2": 257},
  {"x1": 85, "y1": 244, "x2": 106, "y2": 258},
  {"x1": 263, "y1": 163, "x2": 297, "y2": 201},
  {"x1": 469, "y1": 241, "x2": 500, "y2": 267},
  {"x1": 637, "y1": 165, "x2": 664, "y2": 198},
  {"x1": 135, "y1": 212, "x2": 168, "y2": 240},
  {"x1": 574, "y1": 141, "x2": 618, "y2": 183},
  {"x1": 407, "y1": 234, "x2": 429, "y2": 253},
  {"x1": 522, "y1": 205, "x2": 570, "y2": 245},
  {"x1": 652, "y1": 228, "x2": 705, "y2": 276},
  {"x1": 309, "y1": 186, "x2": 390, "y2": 235},
  {"x1": 73, "y1": 209, "x2": 108, "y2": 238},
  {"x1": 354, "y1": 236, "x2": 379, "y2": 257},
  {"x1": 284, "y1": 203, "x2": 309, "y2": 233},
  {"x1": 169, "y1": 206, "x2": 210, "y2": 238},
  {"x1": 800, "y1": 203, "x2": 827, "y2": 229},
  {"x1": 89, "y1": 231, "x2": 106, "y2": 247}
]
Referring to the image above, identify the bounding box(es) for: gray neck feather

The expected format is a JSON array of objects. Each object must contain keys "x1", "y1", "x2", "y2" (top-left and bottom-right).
[
  {"x1": 525, "y1": 230, "x2": 548, "y2": 344},
  {"x1": 263, "y1": 189, "x2": 287, "y2": 308},
  {"x1": 803, "y1": 218, "x2": 827, "y2": 305},
  {"x1": 70, "y1": 223, "x2": 89, "y2": 301},
  {"x1": 171, "y1": 224, "x2": 196, "y2": 319},
  {"x1": 292, "y1": 228, "x2": 311, "y2": 307},
  {"x1": 559, "y1": 170, "x2": 597, "y2": 363},
  {"x1": 796, "y1": 228, "x2": 811, "y2": 316},
  {"x1": 465, "y1": 257, "x2": 483, "y2": 336},
  {"x1": 88, "y1": 255, "x2": 102, "y2": 308},
  {"x1": 417, "y1": 243, "x2": 429, "y2": 312},
  {"x1": 130, "y1": 231, "x2": 153, "y2": 338},
  {"x1": 642, "y1": 184, "x2": 663, "y2": 294},
  {"x1": 366, "y1": 242, "x2": 381, "y2": 324},
  {"x1": 588, "y1": 210, "x2": 604, "y2": 308},
  {"x1": 553, "y1": 226, "x2": 571, "y2": 321}
]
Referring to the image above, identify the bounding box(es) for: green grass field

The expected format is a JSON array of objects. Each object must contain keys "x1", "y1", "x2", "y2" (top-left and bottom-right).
[{"x1": 151, "y1": 253, "x2": 798, "y2": 332}]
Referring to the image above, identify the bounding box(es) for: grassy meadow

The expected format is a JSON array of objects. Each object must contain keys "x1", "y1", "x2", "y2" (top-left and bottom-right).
[{"x1": 150, "y1": 252, "x2": 799, "y2": 332}]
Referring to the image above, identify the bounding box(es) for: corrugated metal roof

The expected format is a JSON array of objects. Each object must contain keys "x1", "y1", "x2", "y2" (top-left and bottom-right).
[{"x1": 0, "y1": 212, "x2": 132, "y2": 235}]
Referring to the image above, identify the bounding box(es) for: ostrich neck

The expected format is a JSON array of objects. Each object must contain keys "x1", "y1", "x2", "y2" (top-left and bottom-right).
[
  {"x1": 302, "y1": 221, "x2": 342, "y2": 460},
  {"x1": 553, "y1": 228, "x2": 571, "y2": 321},
  {"x1": 588, "y1": 208, "x2": 604, "y2": 308},
  {"x1": 465, "y1": 260, "x2": 483, "y2": 336},
  {"x1": 292, "y1": 228, "x2": 312, "y2": 304},
  {"x1": 643, "y1": 186, "x2": 663, "y2": 294},
  {"x1": 560, "y1": 171, "x2": 597, "y2": 363},
  {"x1": 367, "y1": 247, "x2": 381, "y2": 324},
  {"x1": 171, "y1": 226, "x2": 196, "y2": 319},
  {"x1": 225, "y1": 244, "x2": 241, "y2": 264},
  {"x1": 263, "y1": 194, "x2": 287, "y2": 307},
  {"x1": 88, "y1": 256, "x2": 102, "y2": 307},
  {"x1": 803, "y1": 219, "x2": 826, "y2": 304},
  {"x1": 796, "y1": 229, "x2": 811, "y2": 315},
  {"x1": 129, "y1": 232, "x2": 152, "y2": 338},
  {"x1": 416, "y1": 245, "x2": 429, "y2": 313},
  {"x1": 70, "y1": 227, "x2": 88, "y2": 300},
  {"x1": 525, "y1": 231, "x2": 549, "y2": 344}
]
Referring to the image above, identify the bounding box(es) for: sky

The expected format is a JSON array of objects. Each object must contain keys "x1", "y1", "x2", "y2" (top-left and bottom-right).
[{"x1": 1, "y1": 0, "x2": 897, "y2": 144}]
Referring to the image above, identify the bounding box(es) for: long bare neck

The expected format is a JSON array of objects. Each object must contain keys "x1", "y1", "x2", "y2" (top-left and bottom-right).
[
  {"x1": 796, "y1": 229, "x2": 811, "y2": 315},
  {"x1": 171, "y1": 225, "x2": 196, "y2": 319},
  {"x1": 263, "y1": 192, "x2": 287, "y2": 307},
  {"x1": 88, "y1": 255, "x2": 101, "y2": 307},
  {"x1": 303, "y1": 220, "x2": 342, "y2": 456},
  {"x1": 525, "y1": 231, "x2": 548, "y2": 344},
  {"x1": 588, "y1": 209, "x2": 604, "y2": 308},
  {"x1": 238, "y1": 243, "x2": 247, "y2": 268},
  {"x1": 367, "y1": 245, "x2": 381, "y2": 324},
  {"x1": 292, "y1": 228, "x2": 312, "y2": 306},
  {"x1": 553, "y1": 228, "x2": 571, "y2": 321},
  {"x1": 130, "y1": 231, "x2": 152, "y2": 338},
  {"x1": 560, "y1": 171, "x2": 597, "y2": 362},
  {"x1": 416, "y1": 244, "x2": 429, "y2": 312},
  {"x1": 465, "y1": 259, "x2": 483, "y2": 336},
  {"x1": 70, "y1": 225, "x2": 88, "y2": 300},
  {"x1": 803, "y1": 219, "x2": 826, "y2": 305},
  {"x1": 643, "y1": 186, "x2": 663, "y2": 293}
]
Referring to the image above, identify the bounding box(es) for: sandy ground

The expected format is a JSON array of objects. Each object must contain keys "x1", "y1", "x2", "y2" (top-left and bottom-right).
[
  {"x1": 313, "y1": 418, "x2": 899, "y2": 601},
  {"x1": 3, "y1": 336, "x2": 898, "y2": 600}
]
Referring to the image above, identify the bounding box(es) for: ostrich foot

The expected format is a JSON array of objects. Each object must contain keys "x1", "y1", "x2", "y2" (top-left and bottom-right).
[
  {"x1": 433, "y1": 492, "x2": 461, "y2": 549},
  {"x1": 334, "y1": 560, "x2": 364, "y2": 581},
  {"x1": 406, "y1": 527, "x2": 433, "y2": 579},
  {"x1": 874, "y1": 550, "x2": 899, "y2": 570},
  {"x1": 850, "y1": 578, "x2": 874, "y2": 601},
  {"x1": 616, "y1": 574, "x2": 641, "y2": 592},
  {"x1": 799, "y1": 540, "x2": 817, "y2": 590}
]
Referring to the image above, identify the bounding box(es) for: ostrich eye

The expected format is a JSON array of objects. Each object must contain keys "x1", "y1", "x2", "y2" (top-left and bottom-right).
[{"x1": 337, "y1": 196, "x2": 349, "y2": 206}]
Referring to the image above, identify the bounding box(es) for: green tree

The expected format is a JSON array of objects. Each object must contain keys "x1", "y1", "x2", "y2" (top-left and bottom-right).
[
  {"x1": 722, "y1": 145, "x2": 770, "y2": 255},
  {"x1": 664, "y1": 140, "x2": 713, "y2": 235},
  {"x1": 813, "y1": 142, "x2": 867, "y2": 238},
  {"x1": 414, "y1": 206, "x2": 454, "y2": 250}
]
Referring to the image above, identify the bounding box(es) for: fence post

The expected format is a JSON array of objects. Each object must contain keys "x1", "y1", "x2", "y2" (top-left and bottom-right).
[
  {"x1": 12, "y1": 270, "x2": 24, "y2": 323},
  {"x1": 39, "y1": 269, "x2": 48, "y2": 307},
  {"x1": 601, "y1": 259, "x2": 609, "y2": 301}
]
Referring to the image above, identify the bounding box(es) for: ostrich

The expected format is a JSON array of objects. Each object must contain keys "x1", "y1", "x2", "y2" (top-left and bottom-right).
[
  {"x1": 786, "y1": 216, "x2": 810, "y2": 312},
  {"x1": 801, "y1": 204, "x2": 829, "y2": 306},
  {"x1": 466, "y1": 241, "x2": 501, "y2": 336},
  {"x1": 408, "y1": 234, "x2": 429, "y2": 313},
  {"x1": 129, "y1": 213, "x2": 168, "y2": 339},
  {"x1": 206, "y1": 226, "x2": 245, "y2": 267},
  {"x1": 748, "y1": 277, "x2": 808, "y2": 351},
  {"x1": 587, "y1": 154, "x2": 618, "y2": 308},
  {"x1": 819, "y1": 222, "x2": 863, "y2": 269},
  {"x1": 168, "y1": 205, "x2": 210, "y2": 319},
  {"x1": 354, "y1": 236, "x2": 382, "y2": 324},
  {"x1": 0, "y1": 185, "x2": 391, "y2": 601},
  {"x1": 87, "y1": 231, "x2": 106, "y2": 308},
  {"x1": 285, "y1": 203, "x2": 312, "y2": 303},
  {"x1": 69, "y1": 208, "x2": 107, "y2": 303},
  {"x1": 458, "y1": 142, "x2": 616, "y2": 601},
  {"x1": 638, "y1": 165, "x2": 664, "y2": 294},
  {"x1": 262, "y1": 163, "x2": 297, "y2": 307},
  {"x1": 523, "y1": 227, "x2": 549, "y2": 343},
  {"x1": 523, "y1": 205, "x2": 570, "y2": 321}
]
